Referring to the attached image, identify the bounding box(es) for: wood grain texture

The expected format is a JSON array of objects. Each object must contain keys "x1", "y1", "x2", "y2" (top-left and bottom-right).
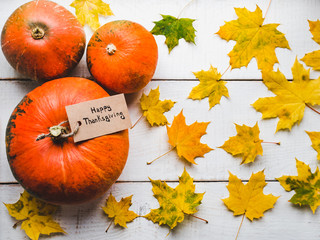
[
  {"x1": 0, "y1": 0, "x2": 319, "y2": 80},
  {"x1": 1, "y1": 81, "x2": 319, "y2": 183},
  {"x1": 1, "y1": 183, "x2": 320, "y2": 240},
  {"x1": 1, "y1": 0, "x2": 320, "y2": 239}
]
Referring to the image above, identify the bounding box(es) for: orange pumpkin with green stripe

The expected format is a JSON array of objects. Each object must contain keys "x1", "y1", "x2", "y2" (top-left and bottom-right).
[{"x1": 6, "y1": 78, "x2": 129, "y2": 204}]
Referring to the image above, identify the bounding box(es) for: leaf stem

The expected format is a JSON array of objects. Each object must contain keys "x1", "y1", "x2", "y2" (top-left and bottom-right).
[
  {"x1": 147, "y1": 147, "x2": 175, "y2": 165},
  {"x1": 263, "y1": 0, "x2": 272, "y2": 20},
  {"x1": 221, "y1": 65, "x2": 231, "y2": 78},
  {"x1": 105, "y1": 221, "x2": 113, "y2": 233},
  {"x1": 262, "y1": 141, "x2": 280, "y2": 145},
  {"x1": 177, "y1": 0, "x2": 196, "y2": 19},
  {"x1": 13, "y1": 218, "x2": 28, "y2": 228},
  {"x1": 306, "y1": 103, "x2": 320, "y2": 115},
  {"x1": 235, "y1": 214, "x2": 245, "y2": 240},
  {"x1": 130, "y1": 114, "x2": 144, "y2": 129},
  {"x1": 190, "y1": 214, "x2": 208, "y2": 223}
]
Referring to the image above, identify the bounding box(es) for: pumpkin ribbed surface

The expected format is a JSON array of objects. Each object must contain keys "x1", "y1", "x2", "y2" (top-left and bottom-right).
[
  {"x1": 6, "y1": 78, "x2": 129, "y2": 204},
  {"x1": 87, "y1": 20, "x2": 158, "y2": 93},
  {"x1": 1, "y1": 0, "x2": 86, "y2": 81}
]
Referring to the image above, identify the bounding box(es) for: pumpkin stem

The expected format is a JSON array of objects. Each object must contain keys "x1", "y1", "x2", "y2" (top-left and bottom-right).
[
  {"x1": 31, "y1": 27, "x2": 45, "y2": 40},
  {"x1": 36, "y1": 120, "x2": 80, "y2": 142},
  {"x1": 106, "y1": 43, "x2": 117, "y2": 55}
]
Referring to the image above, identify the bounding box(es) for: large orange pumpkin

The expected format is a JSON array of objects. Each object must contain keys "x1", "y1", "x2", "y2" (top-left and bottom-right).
[
  {"x1": 87, "y1": 20, "x2": 158, "y2": 94},
  {"x1": 6, "y1": 78, "x2": 129, "y2": 205},
  {"x1": 1, "y1": 0, "x2": 86, "y2": 81}
]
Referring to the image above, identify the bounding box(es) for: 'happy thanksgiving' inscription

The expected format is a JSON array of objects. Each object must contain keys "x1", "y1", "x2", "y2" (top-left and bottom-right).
[{"x1": 66, "y1": 94, "x2": 132, "y2": 143}]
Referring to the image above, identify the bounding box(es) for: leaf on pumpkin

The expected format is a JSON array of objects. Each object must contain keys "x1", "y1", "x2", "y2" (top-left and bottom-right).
[
  {"x1": 252, "y1": 58, "x2": 320, "y2": 132},
  {"x1": 189, "y1": 66, "x2": 229, "y2": 109},
  {"x1": 216, "y1": 5, "x2": 290, "y2": 71},
  {"x1": 4, "y1": 191, "x2": 65, "y2": 240},
  {"x1": 151, "y1": 15, "x2": 196, "y2": 53},
  {"x1": 301, "y1": 20, "x2": 320, "y2": 70},
  {"x1": 166, "y1": 110, "x2": 213, "y2": 164},
  {"x1": 102, "y1": 194, "x2": 138, "y2": 229},
  {"x1": 277, "y1": 159, "x2": 320, "y2": 213},
  {"x1": 144, "y1": 168, "x2": 205, "y2": 229},
  {"x1": 219, "y1": 123, "x2": 263, "y2": 164},
  {"x1": 140, "y1": 87, "x2": 175, "y2": 126},
  {"x1": 70, "y1": 0, "x2": 113, "y2": 31},
  {"x1": 306, "y1": 131, "x2": 320, "y2": 160},
  {"x1": 223, "y1": 171, "x2": 279, "y2": 221}
]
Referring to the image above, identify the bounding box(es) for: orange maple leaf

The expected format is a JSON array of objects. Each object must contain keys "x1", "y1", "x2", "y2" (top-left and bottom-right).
[{"x1": 166, "y1": 110, "x2": 213, "y2": 164}]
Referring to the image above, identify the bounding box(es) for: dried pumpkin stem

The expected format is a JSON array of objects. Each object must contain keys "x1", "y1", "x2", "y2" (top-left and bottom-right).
[
  {"x1": 147, "y1": 147, "x2": 175, "y2": 165},
  {"x1": 190, "y1": 214, "x2": 208, "y2": 223},
  {"x1": 106, "y1": 43, "x2": 117, "y2": 55},
  {"x1": 31, "y1": 27, "x2": 45, "y2": 40},
  {"x1": 130, "y1": 114, "x2": 143, "y2": 129},
  {"x1": 36, "y1": 120, "x2": 80, "y2": 141},
  {"x1": 306, "y1": 103, "x2": 320, "y2": 115},
  {"x1": 235, "y1": 214, "x2": 245, "y2": 240}
]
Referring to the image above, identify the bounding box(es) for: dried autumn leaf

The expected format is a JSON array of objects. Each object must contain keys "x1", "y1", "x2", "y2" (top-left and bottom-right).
[
  {"x1": 277, "y1": 159, "x2": 320, "y2": 213},
  {"x1": 301, "y1": 20, "x2": 320, "y2": 70},
  {"x1": 306, "y1": 131, "x2": 320, "y2": 160},
  {"x1": 252, "y1": 58, "x2": 320, "y2": 132},
  {"x1": 140, "y1": 87, "x2": 175, "y2": 126},
  {"x1": 216, "y1": 6, "x2": 290, "y2": 71},
  {"x1": 102, "y1": 194, "x2": 138, "y2": 230},
  {"x1": 144, "y1": 168, "x2": 205, "y2": 229},
  {"x1": 219, "y1": 123, "x2": 263, "y2": 164},
  {"x1": 70, "y1": 0, "x2": 113, "y2": 31},
  {"x1": 151, "y1": 15, "x2": 196, "y2": 53},
  {"x1": 166, "y1": 110, "x2": 213, "y2": 164},
  {"x1": 4, "y1": 191, "x2": 65, "y2": 240},
  {"x1": 189, "y1": 66, "x2": 229, "y2": 109},
  {"x1": 223, "y1": 171, "x2": 279, "y2": 221}
]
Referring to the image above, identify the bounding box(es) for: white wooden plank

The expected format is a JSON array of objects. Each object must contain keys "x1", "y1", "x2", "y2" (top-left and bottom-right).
[
  {"x1": 1, "y1": 80, "x2": 319, "y2": 182},
  {"x1": 0, "y1": 0, "x2": 319, "y2": 80},
  {"x1": 1, "y1": 183, "x2": 319, "y2": 240}
]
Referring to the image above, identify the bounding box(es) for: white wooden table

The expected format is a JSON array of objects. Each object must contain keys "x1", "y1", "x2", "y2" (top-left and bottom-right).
[{"x1": 1, "y1": 0, "x2": 320, "y2": 239}]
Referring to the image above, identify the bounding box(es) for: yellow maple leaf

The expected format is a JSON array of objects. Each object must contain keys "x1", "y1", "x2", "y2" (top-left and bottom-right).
[
  {"x1": 216, "y1": 5, "x2": 290, "y2": 71},
  {"x1": 140, "y1": 87, "x2": 175, "y2": 126},
  {"x1": 70, "y1": 0, "x2": 113, "y2": 31},
  {"x1": 4, "y1": 191, "x2": 65, "y2": 240},
  {"x1": 223, "y1": 171, "x2": 279, "y2": 221},
  {"x1": 144, "y1": 168, "x2": 205, "y2": 229},
  {"x1": 252, "y1": 58, "x2": 320, "y2": 132},
  {"x1": 166, "y1": 110, "x2": 213, "y2": 164},
  {"x1": 189, "y1": 65, "x2": 229, "y2": 109},
  {"x1": 219, "y1": 123, "x2": 263, "y2": 164},
  {"x1": 277, "y1": 159, "x2": 320, "y2": 213},
  {"x1": 301, "y1": 20, "x2": 320, "y2": 70},
  {"x1": 306, "y1": 131, "x2": 320, "y2": 160},
  {"x1": 102, "y1": 194, "x2": 138, "y2": 231}
]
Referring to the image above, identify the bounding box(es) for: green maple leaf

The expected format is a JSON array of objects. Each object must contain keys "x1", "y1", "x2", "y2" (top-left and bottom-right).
[
  {"x1": 277, "y1": 159, "x2": 320, "y2": 213},
  {"x1": 151, "y1": 15, "x2": 196, "y2": 53}
]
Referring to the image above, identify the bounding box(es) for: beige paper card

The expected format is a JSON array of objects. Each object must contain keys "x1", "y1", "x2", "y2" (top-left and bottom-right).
[{"x1": 65, "y1": 94, "x2": 131, "y2": 142}]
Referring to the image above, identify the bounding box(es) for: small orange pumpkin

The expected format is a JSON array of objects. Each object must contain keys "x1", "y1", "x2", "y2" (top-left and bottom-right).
[
  {"x1": 6, "y1": 78, "x2": 129, "y2": 204},
  {"x1": 87, "y1": 20, "x2": 158, "y2": 93},
  {"x1": 1, "y1": 0, "x2": 86, "y2": 81}
]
